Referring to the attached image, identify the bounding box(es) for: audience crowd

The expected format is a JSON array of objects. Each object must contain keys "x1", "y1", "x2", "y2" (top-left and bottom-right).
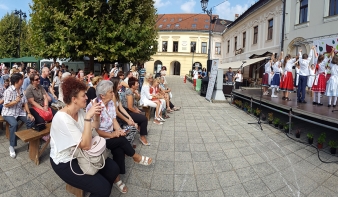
[{"x1": 0, "y1": 62, "x2": 180, "y2": 196}]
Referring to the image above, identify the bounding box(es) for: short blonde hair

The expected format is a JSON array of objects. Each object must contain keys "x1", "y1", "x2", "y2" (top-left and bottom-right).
[{"x1": 91, "y1": 76, "x2": 103, "y2": 86}]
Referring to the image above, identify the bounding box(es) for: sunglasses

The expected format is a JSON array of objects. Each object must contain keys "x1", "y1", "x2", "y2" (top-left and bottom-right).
[{"x1": 34, "y1": 78, "x2": 40, "y2": 81}]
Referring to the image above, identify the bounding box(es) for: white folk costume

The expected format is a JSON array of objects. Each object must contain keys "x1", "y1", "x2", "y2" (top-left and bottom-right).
[
  {"x1": 307, "y1": 67, "x2": 315, "y2": 88},
  {"x1": 325, "y1": 62, "x2": 338, "y2": 106},
  {"x1": 312, "y1": 56, "x2": 331, "y2": 105},
  {"x1": 270, "y1": 61, "x2": 281, "y2": 98}
]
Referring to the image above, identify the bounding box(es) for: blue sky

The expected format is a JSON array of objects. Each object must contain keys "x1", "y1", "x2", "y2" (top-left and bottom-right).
[{"x1": 0, "y1": 0, "x2": 256, "y2": 21}]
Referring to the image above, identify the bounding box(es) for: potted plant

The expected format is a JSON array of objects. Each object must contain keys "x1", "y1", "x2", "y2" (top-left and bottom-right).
[
  {"x1": 295, "y1": 129, "x2": 301, "y2": 138},
  {"x1": 238, "y1": 100, "x2": 243, "y2": 109},
  {"x1": 255, "y1": 108, "x2": 261, "y2": 117},
  {"x1": 272, "y1": 118, "x2": 280, "y2": 127},
  {"x1": 279, "y1": 122, "x2": 284, "y2": 130},
  {"x1": 268, "y1": 113, "x2": 273, "y2": 124},
  {"x1": 284, "y1": 124, "x2": 289, "y2": 132},
  {"x1": 307, "y1": 133, "x2": 314, "y2": 144},
  {"x1": 261, "y1": 114, "x2": 267, "y2": 121},
  {"x1": 244, "y1": 102, "x2": 249, "y2": 112},
  {"x1": 329, "y1": 140, "x2": 337, "y2": 154},
  {"x1": 317, "y1": 132, "x2": 326, "y2": 149}
]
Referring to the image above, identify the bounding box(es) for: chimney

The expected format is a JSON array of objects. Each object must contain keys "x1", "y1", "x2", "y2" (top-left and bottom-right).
[{"x1": 235, "y1": 14, "x2": 239, "y2": 20}]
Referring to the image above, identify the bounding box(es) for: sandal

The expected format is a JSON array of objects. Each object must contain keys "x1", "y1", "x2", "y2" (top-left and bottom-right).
[
  {"x1": 285, "y1": 97, "x2": 291, "y2": 101},
  {"x1": 136, "y1": 155, "x2": 152, "y2": 166},
  {"x1": 153, "y1": 118, "x2": 163, "y2": 125},
  {"x1": 164, "y1": 114, "x2": 170, "y2": 119},
  {"x1": 139, "y1": 138, "x2": 151, "y2": 146},
  {"x1": 173, "y1": 107, "x2": 181, "y2": 111},
  {"x1": 114, "y1": 180, "x2": 127, "y2": 194}
]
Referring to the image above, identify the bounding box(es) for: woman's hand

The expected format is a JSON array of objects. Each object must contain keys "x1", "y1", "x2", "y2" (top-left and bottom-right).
[
  {"x1": 43, "y1": 105, "x2": 49, "y2": 111},
  {"x1": 112, "y1": 130, "x2": 126, "y2": 138},
  {"x1": 87, "y1": 100, "x2": 102, "y2": 119},
  {"x1": 27, "y1": 114, "x2": 35, "y2": 121},
  {"x1": 127, "y1": 118, "x2": 134, "y2": 126}
]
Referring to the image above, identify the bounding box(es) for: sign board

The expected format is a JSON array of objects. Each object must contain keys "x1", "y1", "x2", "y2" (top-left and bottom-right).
[{"x1": 205, "y1": 59, "x2": 219, "y2": 101}]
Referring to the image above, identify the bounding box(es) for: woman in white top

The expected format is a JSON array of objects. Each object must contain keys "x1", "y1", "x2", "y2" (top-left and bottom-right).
[
  {"x1": 324, "y1": 48, "x2": 338, "y2": 107},
  {"x1": 280, "y1": 55, "x2": 298, "y2": 101},
  {"x1": 234, "y1": 70, "x2": 243, "y2": 89},
  {"x1": 131, "y1": 65, "x2": 139, "y2": 79},
  {"x1": 52, "y1": 70, "x2": 62, "y2": 98},
  {"x1": 161, "y1": 66, "x2": 168, "y2": 84},
  {"x1": 140, "y1": 73, "x2": 164, "y2": 125},
  {"x1": 50, "y1": 77, "x2": 120, "y2": 197},
  {"x1": 270, "y1": 52, "x2": 283, "y2": 98}
]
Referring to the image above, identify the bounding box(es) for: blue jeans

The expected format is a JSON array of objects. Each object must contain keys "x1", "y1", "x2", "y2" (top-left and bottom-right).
[
  {"x1": 297, "y1": 75, "x2": 308, "y2": 101},
  {"x1": 139, "y1": 77, "x2": 144, "y2": 91},
  {"x1": 3, "y1": 116, "x2": 27, "y2": 147},
  {"x1": 47, "y1": 92, "x2": 58, "y2": 103}
]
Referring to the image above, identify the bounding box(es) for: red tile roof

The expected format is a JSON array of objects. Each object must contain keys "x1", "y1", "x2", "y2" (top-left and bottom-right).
[{"x1": 156, "y1": 13, "x2": 231, "y2": 33}]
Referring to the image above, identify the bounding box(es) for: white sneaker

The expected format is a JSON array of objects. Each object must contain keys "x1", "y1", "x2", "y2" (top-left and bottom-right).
[
  {"x1": 9, "y1": 146, "x2": 16, "y2": 158},
  {"x1": 271, "y1": 94, "x2": 278, "y2": 98},
  {"x1": 263, "y1": 92, "x2": 268, "y2": 96}
]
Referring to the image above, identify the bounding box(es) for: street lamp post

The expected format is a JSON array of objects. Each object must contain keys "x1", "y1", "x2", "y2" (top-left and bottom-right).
[
  {"x1": 14, "y1": 9, "x2": 27, "y2": 58},
  {"x1": 201, "y1": 0, "x2": 212, "y2": 73}
]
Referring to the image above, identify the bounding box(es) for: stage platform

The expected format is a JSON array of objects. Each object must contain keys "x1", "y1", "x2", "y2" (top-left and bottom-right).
[{"x1": 232, "y1": 88, "x2": 338, "y2": 125}]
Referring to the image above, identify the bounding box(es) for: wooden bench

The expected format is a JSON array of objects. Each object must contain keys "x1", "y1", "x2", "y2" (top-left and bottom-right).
[
  {"x1": 66, "y1": 184, "x2": 83, "y2": 197},
  {"x1": 142, "y1": 106, "x2": 151, "y2": 121},
  {"x1": 15, "y1": 123, "x2": 51, "y2": 165},
  {"x1": 0, "y1": 115, "x2": 24, "y2": 140}
]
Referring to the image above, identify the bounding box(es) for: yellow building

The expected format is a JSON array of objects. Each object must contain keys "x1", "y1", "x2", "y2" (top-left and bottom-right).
[{"x1": 145, "y1": 14, "x2": 231, "y2": 76}]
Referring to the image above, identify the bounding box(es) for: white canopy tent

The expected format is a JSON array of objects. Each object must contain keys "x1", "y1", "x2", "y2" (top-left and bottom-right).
[{"x1": 218, "y1": 57, "x2": 266, "y2": 70}]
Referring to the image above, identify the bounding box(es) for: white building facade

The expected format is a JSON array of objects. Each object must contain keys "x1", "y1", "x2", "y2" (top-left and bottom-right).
[
  {"x1": 284, "y1": 0, "x2": 338, "y2": 56},
  {"x1": 221, "y1": 0, "x2": 283, "y2": 79}
]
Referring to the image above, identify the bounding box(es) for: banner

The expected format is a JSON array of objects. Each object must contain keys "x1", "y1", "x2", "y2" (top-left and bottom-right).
[
  {"x1": 205, "y1": 59, "x2": 219, "y2": 102},
  {"x1": 313, "y1": 37, "x2": 338, "y2": 54}
]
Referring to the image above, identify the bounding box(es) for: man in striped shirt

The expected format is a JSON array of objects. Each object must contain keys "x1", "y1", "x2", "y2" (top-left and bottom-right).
[{"x1": 138, "y1": 64, "x2": 146, "y2": 91}]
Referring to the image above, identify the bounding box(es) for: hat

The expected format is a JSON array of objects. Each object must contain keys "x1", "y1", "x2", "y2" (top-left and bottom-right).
[{"x1": 13, "y1": 65, "x2": 18, "y2": 69}]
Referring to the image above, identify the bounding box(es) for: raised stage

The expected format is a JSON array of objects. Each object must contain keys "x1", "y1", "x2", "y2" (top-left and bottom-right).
[{"x1": 232, "y1": 88, "x2": 338, "y2": 125}]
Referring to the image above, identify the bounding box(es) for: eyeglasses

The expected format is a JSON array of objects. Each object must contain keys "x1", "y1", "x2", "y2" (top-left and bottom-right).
[{"x1": 34, "y1": 78, "x2": 40, "y2": 81}]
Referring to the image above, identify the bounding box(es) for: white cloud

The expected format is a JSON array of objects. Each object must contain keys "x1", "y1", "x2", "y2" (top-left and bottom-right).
[
  {"x1": 180, "y1": 0, "x2": 196, "y2": 13},
  {"x1": 215, "y1": 0, "x2": 254, "y2": 21},
  {"x1": 154, "y1": 0, "x2": 171, "y2": 8},
  {"x1": 0, "y1": 4, "x2": 9, "y2": 10}
]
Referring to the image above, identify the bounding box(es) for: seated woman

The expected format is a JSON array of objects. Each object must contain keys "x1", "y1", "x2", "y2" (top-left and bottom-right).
[
  {"x1": 2, "y1": 73, "x2": 35, "y2": 158},
  {"x1": 150, "y1": 78, "x2": 167, "y2": 119},
  {"x1": 140, "y1": 73, "x2": 164, "y2": 125},
  {"x1": 50, "y1": 77, "x2": 120, "y2": 197},
  {"x1": 159, "y1": 77, "x2": 180, "y2": 111},
  {"x1": 86, "y1": 80, "x2": 152, "y2": 193},
  {"x1": 86, "y1": 76, "x2": 102, "y2": 106},
  {"x1": 121, "y1": 77, "x2": 151, "y2": 145},
  {"x1": 25, "y1": 73, "x2": 57, "y2": 125},
  {"x1": 110, "y1": 77, "x2": 138, "y2": 144}
]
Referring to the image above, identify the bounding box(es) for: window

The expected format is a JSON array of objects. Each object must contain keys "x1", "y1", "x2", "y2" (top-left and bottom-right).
[
  {"x1": 173, "y1": 41, "x2": 178, "y2": 52},
  {"x1": 178, "y1": 18, "x2": 182, "y2": 21},
  {"x1": 192, "y1": 24, "x2": 196, "y2": 28},
  {"x1": 162, "y1": 41, "x2": 167, "y2": 52},
  {"x1": 227, "y1": 40, "x2": 230, "y2": 53},
  {"x1": 330, "y1": 0, "x2": 338, "y2": 16},
  {"x1": 299, "y1": 0, "x2": 308, "y2": 24},
  {"x1": 190, "y1": 42, "x2": 196, "y2": 52},
  {"x1": 253, "y1": 26, "x2": 258, "y2": 44},
  {"x1": 163, "y1": 18, "x2": 167, "y2": 22},
  {"x1": 194, "y1": 18, "x2": 198, "y2": 21},
  {"x1": 201, "y1": 42, "x2": 207, "y2": 54},
  {"x1": 204, "y1": 25, "x2": 209, "y2": 29},
  {"x1": 205, "y1": 19, "x2": 209, "y2": 22},
  {"x1": 166, "y1": 24, "x2": 171, "y2": 28},
  {"x1": 158, "y1": 24, "x2": 163, "y2": 28},
  {"x1": 267, "y1": 19, "x2": 273, "y2": 40},
  {"x1": 234, "y1": 37, "x2": 237, "y2": 51},
  {"x1": 215, "y1": 42, "x2": 221, "y2": 55},
  {"x1": 242, "y1": 32, "x2": 246, "y2": 48},
  {"x1": 170, "y1": 18, "x2": 174, "y2": 22},
  {"x1": 175, "y1": 24, "x2": 180, "y2": 28}
]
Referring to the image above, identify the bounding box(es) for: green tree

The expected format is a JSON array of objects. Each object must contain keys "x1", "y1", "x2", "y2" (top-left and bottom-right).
[
  {"x1": 0, "y1": 13, "x2": 29, "y2": 58},
  {"x1": 30, "y1": 0, "x2": 158, "y2": 69}
]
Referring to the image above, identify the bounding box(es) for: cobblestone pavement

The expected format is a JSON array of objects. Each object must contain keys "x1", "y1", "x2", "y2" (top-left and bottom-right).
[{"x1": 0, "y1": 76, "x2": 337, "y2": 197}]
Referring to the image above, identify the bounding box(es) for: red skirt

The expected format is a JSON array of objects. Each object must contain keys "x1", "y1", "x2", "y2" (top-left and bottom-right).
[
  {"x1": 279, "y1": 71, "x2": 294, "y2": 91},
  {"x1": 193, "y1": 79, "x2": 196, "y2": 86},
  {"x1": 262, "y1": 73, "x2": 269, "y2": 87},
  {"x1": 312, "y1": 73, "x2": 326, "y2": 92}
]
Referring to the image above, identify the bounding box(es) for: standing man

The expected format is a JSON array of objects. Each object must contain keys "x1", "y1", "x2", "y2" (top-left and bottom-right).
[
  {"x1": 40, "y1": 67, "x2": 57, "y2": 103},
  {"x1": 297, "y1": 47, "x2": 314, "y2": 103},
  {"x1": 225, "y1": 67, "x2": 234, "y2": 83},
  {"x1": 138, "y1": 64, "x2": 146, "y2": 91},
  {"x1": 110, "y1": 62, "x2": 119, "y2": 78}
]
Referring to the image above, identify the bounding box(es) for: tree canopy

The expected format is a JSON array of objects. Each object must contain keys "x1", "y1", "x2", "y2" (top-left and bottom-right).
[
  {"x1": 0, "y1": 13, "x2": 30, "y2": 58},
  {"x1": 30, "y1": 0, "x2": 158, "y2": 68}
]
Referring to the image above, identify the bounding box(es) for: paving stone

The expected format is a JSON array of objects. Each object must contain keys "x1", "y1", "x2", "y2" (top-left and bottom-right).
[
  {"x1": 5, "y1": 166, "x2": 35, "y2": 187},
  {"x1": 175, "y1": 152, "x2": 192, "y2": 161},
  {"x1": 148, "y1": 190, "x2": 174, "y2": 197},
  {"x1": 229, "y1": 157, "x2": 250, "y2": 170},
  {"x1": 151, "y1": 174, "x2": 174, "y2": 191},
  {"x1": 262, "y1": 172, "x2": 289, "y2": 192},
  {"x1": 174, "y1": 175, "x2": 197, "y2": 192},
  {"x1": 127, "y1": 169, "x2": 153, "y2": 188},
  {"x1": 195, "y1": 174, "x2": 220, "y2": 190},
  {"x1": 193, "y1": 161, "x2": 214, "y2": 174},
  {"x1": 174, "y1": 191, "x2": 198, "y2": 197},
  {"x1": 208, "y1": 151, "x2": 227, "y2": 161},
  {"x1": 189, "y1": 143, "x2": 206, "y2": 152},
  {"x1": 0, "y1": 189, "x2": 22, "y2": 197},
  {"x1": 36, "y1": 170, "x2": 64, "y2": 192},
  {"x1": 198, "y1": 189, "x2": 224, "y2": 197},
  {"x1": 218, "y1": 170, "x2": 241, "y2": 188},
  {"x1": 175, "y1": 143, "x2": 190, "y2": 152},
  {"x1": 122, "y1": 184, "x2": 148, "y2": 197},
  {"x1": 0, "y1": 172, "x2": 14, "y2": 194},
  {"x1": 222, "y1": 184, "x2": 249, "y2": 197},
  {"x1": 17, "y1": 179, "x2": 51, "y2": 197},
  {"x1": 242, "y1": 178, "x2": 271, "y2": 197},
  {"x1": 191, "y1": 151, "x2": 209, "y2": 162},
  {"x1": 154, "y1": 160, "x2": 174, "y2": 174},
  {"x1": 235, "y1": 166, "x2": 260, "y2": 183},
  {"x1": 322, "y1": 174, "x2": 338, "y2": 193},
  {"x1": 157, "y1": 151, "x2": 175, "y2": 161},
  {"x1": 224, "y1": 148, "x2": 242, "y2": 159},
  {"x1": 307, "y1": 185, "x2": 337, "y2": 197}
]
